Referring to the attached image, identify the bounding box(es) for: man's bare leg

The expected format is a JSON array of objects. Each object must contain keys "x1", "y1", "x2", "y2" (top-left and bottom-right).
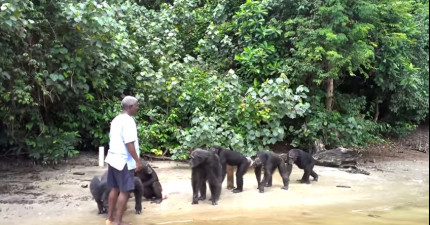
[
  {"x1": 113, "y1": 191, "x2": 130, "y2": 225},
  {"x1": 107, "y1": 188, "x2": 120, "y2": 223},
  {"x1": 226, "y1": 165, "x2": 235, "y2": 190}
]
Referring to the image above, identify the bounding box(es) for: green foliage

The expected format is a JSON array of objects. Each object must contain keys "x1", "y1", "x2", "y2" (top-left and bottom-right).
[
  {"x1": 283, "y1": 0, "x2": 377, "y2": 84},
  {"x1": 25, "y1": 128, "x2": 80, "y2": 163},
  {"x1": 137, "y1": 106, "x2": 180, "y2": 157},
  {"x1": 289, "y1": 110, "x2": 385, "y2": 149},
  {"x1": 0, "y1": 0, "x2": 138, "y2": 161},
  {"x1": 0, "y1": 0, "x2": 428, "y2": 161},
  {"x1": 387, "y1": 122, "x2": 418, "y2": 137},
  {"x1": 288, "y1": 93, "x2": 385, "y2": 149},
  {"x1": 365, "y1": 0, "x2": 429, "y2": 124},
  {"x1": 171, "y1": 70, "x2": 310, "y2": 159}
]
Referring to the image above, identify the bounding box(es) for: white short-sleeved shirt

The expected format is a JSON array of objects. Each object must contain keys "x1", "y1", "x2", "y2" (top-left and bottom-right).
[{"x1": 105, "y1": 113, "x2": 140, "y2": 170}]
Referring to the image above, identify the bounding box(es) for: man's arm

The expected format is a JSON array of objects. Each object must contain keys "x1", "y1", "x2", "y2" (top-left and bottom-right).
[{"x1": 126, "y1": 142, "x2": 142, "y2": 172}]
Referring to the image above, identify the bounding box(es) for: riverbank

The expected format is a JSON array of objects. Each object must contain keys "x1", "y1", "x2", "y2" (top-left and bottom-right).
[
  {"x1": 0, "y1": 126, "x2": 428, "y2": 225},
  {"x1": 0, "y1": 152, "x2": 428, "y2": 225}
]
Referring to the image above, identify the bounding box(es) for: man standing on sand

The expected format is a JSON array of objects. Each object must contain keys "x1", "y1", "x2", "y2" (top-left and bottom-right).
[{"x1": 105, "y1": 96, "x2": 142, "y2": 225}]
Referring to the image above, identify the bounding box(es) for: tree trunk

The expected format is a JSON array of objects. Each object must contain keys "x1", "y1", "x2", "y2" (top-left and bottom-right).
[
  {"x1": 226, "y1": 165, "x2": 235, "y2": 190},
  {"x1": 373, "y1": 99, "x2": 380, "y2": 122},
  {"x1": 326, "y1": 78, "x2": 334, "y2": 111}
]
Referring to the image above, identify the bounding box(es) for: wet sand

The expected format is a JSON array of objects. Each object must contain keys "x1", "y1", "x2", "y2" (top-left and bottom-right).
[{"x1": 0, "y1": 159, "x2": 428, "y2": 225}]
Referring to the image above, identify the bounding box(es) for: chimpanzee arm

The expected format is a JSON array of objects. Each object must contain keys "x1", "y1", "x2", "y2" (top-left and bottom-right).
[
  {"x1": 90, "y1": 176, "x2": 104, "y2": 214},
  {"x1": 259, "y1": 164, "x2": 274, "y2": 193},
  {"x1": 134, "y1": 177, "x2": 143, "y2": 214},
  {"x1": 151, "y1": 181, "x2": 163, "y2": 204},
  {"x1": 141, "y1": 169, "x2": 158, "y2": 187},
  {"x1": 280, "y1": 163, "x2": 293, "y2": 190},
  {"x1": 254, "y1": 163, "x2": 262, "y2": 188},
  {"x1": 191, "y1": 168, "x2": 200, "y2": 204}
]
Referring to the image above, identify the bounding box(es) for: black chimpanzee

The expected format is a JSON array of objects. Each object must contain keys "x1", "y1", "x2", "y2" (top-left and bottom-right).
[
  {"x1": 90, "y1": 172, "x2": 109, "y2": 214},
  {"x1": 279, "y1": 148, "x2": 318, "y2": 190},
  {"x1": 190, "y1": 148, "x2": 222, "y2": 205},
  {"x1": 90, "y1": 172, "x2": 144, "y2": 214},
  {"x1": 134, "y1": 161, "x2": 163, "y2": 204},
  {"x1": 210, "y1": 146, "x2": 252, "y2": 193},
  {"x1": 254, "y1": 150, "x2": 289, "y2": 193}
]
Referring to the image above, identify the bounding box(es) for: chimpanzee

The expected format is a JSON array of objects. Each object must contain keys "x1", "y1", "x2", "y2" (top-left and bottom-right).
[
  {"x1": 90, "y1": 172, "x2": 144, "y2": 214},
  {"x1": 210, "y1": 146, "x2": 252, "y2": 193},
  {"x1": 90, "y1": 172, "x2": 109, "y2": 214},
  {"x1": 254, "y1": 150, "x2": 289, "y2": 193},
  {"x1": 190, "y1": 148, "x2": 222, "y2": 205},
  {"x1": 279, "y1": 148, "x2": 318, "y2": 190},
  {"x1": 134, "y1": 161, "x2": 163, "y2": 204}
]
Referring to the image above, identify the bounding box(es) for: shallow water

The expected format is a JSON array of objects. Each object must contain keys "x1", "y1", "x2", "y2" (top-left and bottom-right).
[{"x1": 3, "y1": 161, "x2": 429, "y2": 225}]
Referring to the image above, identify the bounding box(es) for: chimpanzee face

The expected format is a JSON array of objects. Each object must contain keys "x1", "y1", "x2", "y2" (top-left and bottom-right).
[
  {"x1": 209, "y1": 146, "x2": 222, "y2": 155},
  {"x1": 287, "y1": 151, "x2": 298, "y2": 165},
  {"x1": 190, "y1": 149, "x2": 209, "y2": 168},
  {"x1": 279, "y1": 153, "x2": 289, "y2": 163},
  {"x1": 253, "y1": 157, "x2": 262, "y2": 168},
  {"x1": 190, "y1": 154, "x2": 204, "y2": 168},
  {"x1": 142, "y1": 161, "x2": 152, "y2": 174}
]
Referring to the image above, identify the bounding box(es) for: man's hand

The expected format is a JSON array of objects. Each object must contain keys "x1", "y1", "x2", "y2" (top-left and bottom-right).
[
  {"x1": 125, "y1": 142, "x2": 141, "y2": 173},
  {"x1": 135, "y1": 160, "x2": 142, "y2": 172}
]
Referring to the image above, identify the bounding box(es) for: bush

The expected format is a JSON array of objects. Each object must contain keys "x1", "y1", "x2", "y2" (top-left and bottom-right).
[
  {"x1": 288, "y1": 94, "x2": 384, "y2": 149},
  {"x1": 25, "y1": 128, "x2": 80, "y2": 164}
]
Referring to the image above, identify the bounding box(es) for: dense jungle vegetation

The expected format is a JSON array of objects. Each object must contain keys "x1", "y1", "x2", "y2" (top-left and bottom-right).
[{"x1": 0, "y1": 0, "x2": 428, "y2": 162}]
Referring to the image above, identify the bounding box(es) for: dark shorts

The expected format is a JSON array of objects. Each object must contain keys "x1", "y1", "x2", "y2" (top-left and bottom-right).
[{"x1": 107, "y1": 164, "x2": 135, "y2": 192}]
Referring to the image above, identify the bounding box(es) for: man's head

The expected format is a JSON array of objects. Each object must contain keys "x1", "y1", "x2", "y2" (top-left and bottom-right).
[{"x1": 121, "y1": 96, "x2": 139, "y2": 116}]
